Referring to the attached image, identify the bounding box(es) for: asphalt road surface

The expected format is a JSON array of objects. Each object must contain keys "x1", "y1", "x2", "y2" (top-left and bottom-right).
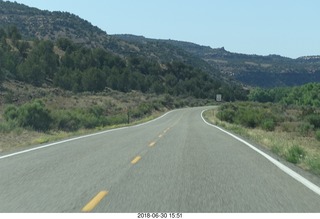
[{"x1": 1, "y1": 107, "x2": 320, "y2": 213}]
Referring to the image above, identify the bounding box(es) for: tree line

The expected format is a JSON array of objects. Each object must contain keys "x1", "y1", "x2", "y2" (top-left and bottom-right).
[
  {"x1": 0, "y1": 27, "x2": 247, "y2": 101},
  {"x1": 248, "y1": 83, "x2": 320, "y2": 107}
]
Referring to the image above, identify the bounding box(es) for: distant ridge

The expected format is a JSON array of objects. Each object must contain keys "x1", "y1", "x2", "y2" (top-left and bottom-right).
[{"x1": 297, "y1": 56, "x2": 320, "y2": 61}]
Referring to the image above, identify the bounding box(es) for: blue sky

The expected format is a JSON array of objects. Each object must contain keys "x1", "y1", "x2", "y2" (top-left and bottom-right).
[{"x1": 8, "y1": 0, "x2": 320, "y2": 58}]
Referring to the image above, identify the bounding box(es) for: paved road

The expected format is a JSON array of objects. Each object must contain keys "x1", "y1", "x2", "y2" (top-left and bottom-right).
[{"x1": 1, "y1": 107, "x2": 320, "y2": 212}]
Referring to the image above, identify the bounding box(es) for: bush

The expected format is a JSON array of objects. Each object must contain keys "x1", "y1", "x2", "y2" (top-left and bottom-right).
[
  {"x1": 217, "y1": 103, "x2": 278, "y2": 130},
  {"x1": 307, "y1": 156, "x2": 320, "y2": 175},
  {"x1": 0, "y1": 120, "x2": 19, "y2": 133},
  {"x1": 261, "y1": 119, "x2": 276, "y2": 131},
  {"x1": 271, "y1": 144, "x2": 283, "y2": 155},
  {"x1": 17, "y1": 100, "x2": 53, "y2": 131},
  {"x1": 81, "y1": 113, "x2": 101, "y2": 129},
  {"x1": 88, "y1": 105, "x2": 105, "y2": 118},
  {"x1": 52, "y1": 110, "x2": 82, "y2": 131},
  {"x1": 130, "y1": 103, "x2": 154, "y2": 119},
  {"x1": 4, "y1": 105, "x2": 18, "y2": 121},
  {"x1": 217, "y1": 108, "x2": 236, "y2": 123},
  {"x1": 0, "y1": 68, "x2": 6, "y2": 86},
  {"x1": 5, "y1": 100, "x2": 52, "y2": 131},
  {"x1": 298, "y1": 122, "x2": 314, "y2": 137},
  {"x1": 316, "y1": 130, "x2": 320, "y2": 141},
  {"x1": 216, "y1": 103, "x2": 238, "y2": 123},
  {"x1": 106, "y1": 114, "x2": 128, "y2": 125},
  {"x1": 307, "y1": 114, "x2": 320, "y2": 129},
  {"x1": 285, "y1": 145, "x2": 306, "y2": 164},
  {"x1": 280, "y1": 122, "x2": 297, "y2": 132},
  {"x1": 52, "y1": 109, "x2": 106, "y2": 131},
  {"x1": 236, "y1": 108, "x2": 262, "y2": 128}
]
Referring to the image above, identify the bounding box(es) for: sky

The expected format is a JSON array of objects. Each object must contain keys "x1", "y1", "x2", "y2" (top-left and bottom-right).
[{"x1": 7, "y1": 0, "x2": 320, "y2": 58}]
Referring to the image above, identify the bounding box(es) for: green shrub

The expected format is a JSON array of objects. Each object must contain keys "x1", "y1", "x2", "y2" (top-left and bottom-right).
[
  {"x1": 81, "y1": 113, "x2": 101, "y2": 129},
  {"x1": 261, "y1": 119, "x2": 276, "y2": 131},
  {"x1": 5, "y1": 100, "x2": 53, "y2": 131},
  {"x1": 17, "y1": 100, "x2": 53, "y2": 131},
  {"x1": 307, "y1": 157, "x2": 320, "y2": 175},
  {"x1": 298, "y1": 122, "x2": 314, "y2": 137},
  {"x1": 280, "y1": 122, "x2": 297, "y2": 133},
  {"x1": 217, "y1": 102, "x2": 280, "y2": 131},
  {"x1": 0, "y1": 120, "x2": 18, "y2": 133},
  {"x1": 53, "y1": 110, "x2": 82, "y2": 131},
  {"x1": 138, "y1": 103, "x2": 153, "y2": 115},
  {"x1": 271, "y1": 144, "x2": 283, "y2": 155},
  {"x1": 316, "y1": 130, "x2": 320, "y2": 141},
  {"x1": 151, "y1": 100, "x2": 164, "y2": 111},
  {"x1": 4, "y1": 105, "x2": 18, "y2": 121},
  {"x1": 130, "y1": 103, "x2": 154, "y2": 119},
  {"x1": 4, "y1": 91, "x2": 14, "y2": 104},
  {"x1": 236, "y1": 108, "x2": 262, "y2": 128},
  {"x1": 285, "y1": 145, "x2": 306, "y2": 164},
  {"x1": 307, "y1": 114, "x2": 320, "y2": 129},
  {"x1": 106, "y1": 114, "x2": 127, "y2": 125},
  {"x1": 88, "y1": 105, "x2": 105, "y2": 118},
  {"x1": 216, "y1": 108, "x2": 236, "y2": 123}
]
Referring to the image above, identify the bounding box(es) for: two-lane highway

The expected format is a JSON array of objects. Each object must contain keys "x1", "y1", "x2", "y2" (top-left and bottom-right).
[{"x1": 0, "y1": 107, "x2": 320, "y2": 212}]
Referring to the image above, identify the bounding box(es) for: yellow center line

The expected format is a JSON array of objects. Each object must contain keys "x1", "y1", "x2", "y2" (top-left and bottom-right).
[
  {"x1": 81, "y1": 190, "x2": 108, "y2": 212},
  {"x1": 131, "y1": 156, "x2": 142, "y2": 164},
  {"x1": 149, "y1": 141, "x2": 156, "y2": 147},
  {"x1": 158, "y1": 134, "x2": 163, "y2": 138}
]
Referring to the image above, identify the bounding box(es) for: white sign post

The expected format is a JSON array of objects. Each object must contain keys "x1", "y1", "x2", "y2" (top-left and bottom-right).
[{"x1": 216, "y1": 94, "x2": 222, "y2": 102}]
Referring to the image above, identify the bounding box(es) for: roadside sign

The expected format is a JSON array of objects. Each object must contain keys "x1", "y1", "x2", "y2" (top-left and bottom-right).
[{"x1": 216, "y1": 94, "x2": 222, "y2": 102}]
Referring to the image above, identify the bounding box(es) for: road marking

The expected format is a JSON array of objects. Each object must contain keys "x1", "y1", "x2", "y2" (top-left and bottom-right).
[
  {"x1": 201, "y1": 110, "x2": 320, "y2": 196},
  {"x1": 82, "y1": 190, "x2": 108, "y2": 212},
  {"x1": 131, "y1": 156, "x2": 141, "y2": 164},
  {"x1": 149, "y1": 141, "x2": 156, "y2": 147},
  {"x1": 163, "y1": 128, "x2": 170, "y2": 134},
  {"x1": 158, "y1": 134, "x2": 163, "y2": 138}
]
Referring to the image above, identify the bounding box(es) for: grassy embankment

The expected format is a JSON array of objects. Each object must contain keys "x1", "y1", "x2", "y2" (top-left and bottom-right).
[{"x1": 203, "y1": 102, "x2": 320, "y2": 176}]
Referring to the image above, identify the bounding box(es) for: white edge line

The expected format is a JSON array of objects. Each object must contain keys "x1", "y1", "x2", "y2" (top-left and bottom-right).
[
  {"x1": 201, "y1": 109, "x2": 320, "y2": 196},
  {"x1": 0, "y1": 110, "x2": 175, "y2": 160}
]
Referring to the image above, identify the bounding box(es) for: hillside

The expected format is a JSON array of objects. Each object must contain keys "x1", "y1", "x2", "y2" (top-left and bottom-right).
[
  {"x1": 0, "y1": 1, "x2": 221, "y2": 76},
  {"x1": 1, "y1": 0, "x2": 320, "y2": 88},
  {"x1": 1, "y1": 29, "x2": 248, "y2": 100},
  {"x1": 0, "y1": 1, "x2": 109, "y2": 46},
  {"x1": 134, "y1": 37, "x2": 320, "y2": 88},
  {"x1": 113, "y1": 35, "x2": 320, "y2": 87}
]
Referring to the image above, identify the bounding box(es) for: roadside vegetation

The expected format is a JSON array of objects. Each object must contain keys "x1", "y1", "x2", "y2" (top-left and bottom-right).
[
  {"x1": 0, "y1": 80, "x2": 214, "y2": 152},
  {"x1": 204, "y1": 101, "x2": 320, "y2": 176},
  {"x1": 248, "y1": 83, "x2": 320, "y2": 107}
]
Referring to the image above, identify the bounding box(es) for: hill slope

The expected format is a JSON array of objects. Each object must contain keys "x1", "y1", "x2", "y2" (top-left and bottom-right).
[
  {"x1": 0, "y1": 1, "x2": 110, "y2": 46},
  {"x1": 140, "y1": 37, "x2": 320, "y2": 88},
  {"x1": 1, "y1": 0, "x2": 320, "y2": 88}
]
